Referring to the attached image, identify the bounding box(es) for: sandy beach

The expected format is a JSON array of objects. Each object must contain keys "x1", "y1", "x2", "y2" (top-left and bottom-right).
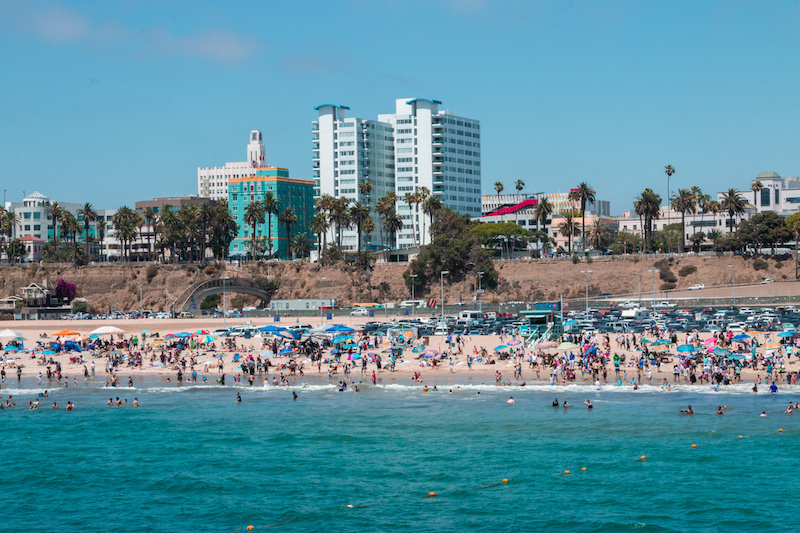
[{"x1": 1, "y1": 315, "x2": 797, "y2": 389}]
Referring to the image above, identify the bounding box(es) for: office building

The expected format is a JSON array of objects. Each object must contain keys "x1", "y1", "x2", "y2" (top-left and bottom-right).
[{"x1": 198, "y1": 130, "x2": 267, "y2": 201}]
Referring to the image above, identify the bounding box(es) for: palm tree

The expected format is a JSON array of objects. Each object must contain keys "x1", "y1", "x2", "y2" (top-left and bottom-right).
[
  {"x1": 45, "y1": 201, "x2": 62, "y2": 245},
  {"x1": 402, "y1": 192, "x2": 418, "y2": 247},
  {"x1": 243, "y1": 200, "x2": 265, "y2": 260},
  {"x1": 494, "y1": 181, "x2": 504, "y2": 195},
  {"x1": 309, "y1": 213, "x2": 327, "y2": 261},
  {"x1": 422, "y1": 193, "x2": 442, "y2": 243},
  {"x1": 376, "y1": 192, "x2": 397, "y2": 253},
  {"x1": 382, "y1": 212, "x2": 403, "y2": 260},
  {"x1": 278, "y1": 207, "x2": 298, "y2": 258},
  {"x1": 60, "y1": 212, "x2": 80, "y2": 244},
  {"x1": 569, "y1": 182, "x2": 596, "y2": 252},
  {"x1": 358, "y1": 179, "x2": 373, "y2": 203},
  {"x1": 1, "y1": 209, "x2": 19, "y2": 251},
  {"x1": 514, "y1": 179, "x2": 525, "y2": 228},
  {"x1": 209, "y1": 201, "x2": 238, "y2": 260},
  {"x1": 534, "y1": 197, "x2": 553, "y2": 255},
  {"x1": 260, "y1": 191, "x2": 281, "y2": 258},
  {"x1": 559, "y1": 212, "x2": 580, "y2": 254},
  {"x1": 664, "y1": 165, "x2": 676, "y2": 251},
  {"x1": 719, "y1": 188, "x2": 746, "y2": 232},
  {"x1": 77, "y1": 202, "x2": 98, "y2": 255},
  {"x1": 143, "y1": 207, "x2": 156, "y2": 260},
  {"x1": 707, "y1": 229, "x2": 722, "y2": 252},
  {"x1": 349, "y1": 201, "x2": 371, "y2": 252},
  {"x1": 290, "y1": 233, "x2": 310, "y2": 260},
  {"x1": 689, "y1": 186, "x2": 703, "y2": 237},
  {"x1": 751, "y1": 179, "x2": 764, "y2": 206},
  {"x1": 587, "y1": 220, "x2": 611, "y2": 250},
  {"x1": 96, "y1": 219, "x2": 106, "y2": 261},
  {"x1": 634, "y1": 188, "x2": 662, "y2": 251},
  {"x1": 330, "y1": 197, "x2": 351, "y2": 249},
  {"x1": 671, "y1": 188, "x2": 696, "y2": 253}
]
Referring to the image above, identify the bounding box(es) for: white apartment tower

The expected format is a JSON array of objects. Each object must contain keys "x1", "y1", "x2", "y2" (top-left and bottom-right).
[
  {"x1": 314, "y1": 99, "x2": 481, "y2": 250},
  {"x1": 313, "y1": 105, "x2": 395, "y2": 251},
  {"x1": 198, "y1": 130, "x2": 267, "y2": 201}
]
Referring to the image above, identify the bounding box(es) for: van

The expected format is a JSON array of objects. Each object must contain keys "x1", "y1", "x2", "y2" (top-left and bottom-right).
[
  {"x1": 459, "y1": 310, "x2": 483, "y2": 322},
  {"x1": 400, "y1": 300, "x2": 427, "y2": 308},
  {"x1": 433, "y1": 323, "x2": 449, "y2": 335}
]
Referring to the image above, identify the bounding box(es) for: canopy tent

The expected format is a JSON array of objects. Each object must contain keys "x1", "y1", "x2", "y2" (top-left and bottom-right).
[
  {"x1": 0, "y1": 329, "x2": 21, "y2": 338},
  {"x1": 89, "y1": 326, "x2": 125, "y2": 335},
  {"x1": 53, "y1": 329, "x2": 80, "y2": 336}
]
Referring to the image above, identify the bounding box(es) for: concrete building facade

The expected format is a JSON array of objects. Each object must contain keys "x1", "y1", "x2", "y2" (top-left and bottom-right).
[{"x1": 198, "y1": 130, "x2": 267, "y2": 201}]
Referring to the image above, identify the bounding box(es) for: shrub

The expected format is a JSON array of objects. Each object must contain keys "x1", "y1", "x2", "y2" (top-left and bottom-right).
[
  {"x1": 55, "y1": 279, "x2": 77, "y2": 301},
  {"x1": 678, "y1": 265, "x2": 697, "y2": 277},
  {"x1": 753, "y1": 259, "x2": 769, "y2": 271},
  {"x1": 774, "y1": 261, "x2": 783, "y2": 269},
  {"x1": 204, "y1": 265, "x2": 216, "y2": 276},
  {"x1": 659, "y1": 267, "x2": 677, "y2": 283},
  {"x1": 146, "y1": 265, "x2": 158, "y2": 283},
  {"x1": 660, "y1": 282, "x2": 676, "y2": 291},
  {"x1": 572, "y1": 255, "x2": 580, "y2": 264},
  {"x1": 72, "y1": 299, "x2": 90, "y2": 313},
  {"x1": 200, "y1": 294, "x2": 221, "y2": 310},
  {"x1": 586, "y1": 256, "x2": 593, "y2": 264}
]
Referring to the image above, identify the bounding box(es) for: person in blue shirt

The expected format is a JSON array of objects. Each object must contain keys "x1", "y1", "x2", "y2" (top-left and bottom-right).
[{"x1": 770, "y1": 382, "x2": 778, "y2": 393}]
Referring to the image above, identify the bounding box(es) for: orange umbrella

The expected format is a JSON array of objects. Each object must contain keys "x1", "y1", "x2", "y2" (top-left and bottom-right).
[{"x1": 53, "y1": 329, "x2": 80, "y2": 336}]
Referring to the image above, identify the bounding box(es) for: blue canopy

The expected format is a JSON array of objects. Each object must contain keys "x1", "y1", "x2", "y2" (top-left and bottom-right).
[
  {"x1": 258, "y1": 325, "x2": 287, "y2": 333},
  {"x1": 778, "y1": 331, "x2": 796, "y2": 338},
  {"x1": 712, "y1": 347, "x2": 731, "y2": 356},
  {"x1": 677, "y1": 344, "x2": 696, "y2": 353},
  {"x1": 324, "y1": 325, "x2": 355, "y2": 333}
]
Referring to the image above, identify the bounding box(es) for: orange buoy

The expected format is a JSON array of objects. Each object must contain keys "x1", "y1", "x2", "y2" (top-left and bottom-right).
[
  {"x1": 502, "y1": 479, "x2": 508, "y2": 483},
  {"x1": 691, "y1": 444, "x2": 697, "y2": 448},
  {"x1": 779, "y1": 429, "x2": 783, "y2": 433},
  {"x1": 347, "y1": 505, "x2": 354, "y2": 508},
  {"x1": 564, "y1": 470, "x2": 570, "y2": 474},
  {"x1": 738, "y1": 435, "x2": 743, "y2": 439},
  {"x1": 428, "y1": 492, "x2": 436, "y2": 497},
  {"x1": 640, "y1": 455, "x2": 646, "y2": 460},
  {"x1": 581, "y1": 467, "x2": 587, "y2": 471},
  {"x1": 247, "y1": 527, "x2": 254, "y2": 531}
]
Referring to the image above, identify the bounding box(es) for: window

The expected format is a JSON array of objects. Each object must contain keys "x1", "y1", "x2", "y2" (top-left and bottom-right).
[
  {"x1": 761, "y1": 188, "x2": 770, "y2": 206},
  {"x1": 775, "y1": 188, "x2": 780, "y2": 204}
]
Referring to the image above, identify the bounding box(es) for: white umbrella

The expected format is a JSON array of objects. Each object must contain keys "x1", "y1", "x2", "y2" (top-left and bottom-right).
[
  {"x1": 90, "y1": 326, "x2": 125, "y2": 335},
  {"x1": 0, "y1": 329, "x2": 21, "y2": 338}
]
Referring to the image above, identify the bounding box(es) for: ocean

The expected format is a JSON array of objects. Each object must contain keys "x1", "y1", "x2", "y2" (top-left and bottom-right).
[{"x1": 2, "y1": 376, "x2": 798, "y2": 532}]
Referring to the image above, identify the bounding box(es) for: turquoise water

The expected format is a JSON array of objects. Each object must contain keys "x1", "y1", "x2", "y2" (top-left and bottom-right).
[{"x1": 2, "y1": 377, "x2": 799, "y2": 532}]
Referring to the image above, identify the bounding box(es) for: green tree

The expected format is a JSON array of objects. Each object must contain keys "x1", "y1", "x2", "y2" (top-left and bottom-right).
[
  {"x1": 278, "y1": 207, "x2": 298, "y2": 258},
  {"x1": 421, "y1": 190, "x2": 442, "y2": 244},
  {"x1": 719, "y1": 188, "x2": 746, "y2": 232},
  {"x1": 45, "y1": 201, "x2": 62, "y2": 245},
  {"x1": 558, "y1": 212, "x2": 580, "y2": 254},
  {"x1": 330, "y1": 196, "x2": 351, "y2": 248},
  {"x1": 77, "y1": 202, "x2": 98, "y2": 255},
  {"x1": 533, "y1": 197, "x2": 553, "y2": 255},
  {"x1": 290, "y1": 233, "x2": 310, "y2": 260},
  {"x1": 243, "y1": 200, "x2": 265, "y2": 260},
  {"x1": 6, "y1": 238, "x2": 25, "y2": 262},
  {"x1": 568, "y1": 182, "x2": 596, "y2": 252},
  {"x1": 671, "y1": 188, "x2": 696, "y2": 252},
  {"x1": 260, "y1": 191, "x2": 281, "y2": 258},
  {"x1": 494, "y1": 181, "x2": 504, "y2": 195},
  {"x1": 349, "y1": 201, "x2": 371, "y2": 252},
  {"x1": 587, "y1": 220, "x2": 612, "y2": 249},
  {"x1": 634, "y1": 188, "x2": 662, "y2": 251}
]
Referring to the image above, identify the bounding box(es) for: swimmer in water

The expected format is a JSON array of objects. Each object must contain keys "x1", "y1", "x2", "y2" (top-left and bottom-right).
[
  {"x1": 716, "y1": 406, "x2": 724, "y2": 415},
  {"x1": 752, "y1": 384, "x2": 758, "y2": 393},
  {"x1": 133, "y1": 398, "x2": 140, "y2": 408},
  {"x1": 563, "y1": 401, "x2": 569, "y2": 408},
  {"x1": 679, "y1": 405, "x2": 694, "y2": 414},
  {"x1": 584, "y1": 400, "x2": 593, "y2": 409},
  {"x1": 236, "y1": 392, "x2": 242, "y2": 403},
  {"x1": 552, "y1": 398, "x2": 559, "y2": 407},
  {"x1": 760, "y1": 411, "x2": 767, "y2": 417},
  {"x1": 66, "y1": 401, "x2": 74, "y2": 411},
  {"x1": 52, "y1": 402, "x2": 58, "y2": 409},
  {"x1": 292, "y1": 391, "x2": 298, "y2": 401},
  {"x1": 507, "y1": 396, "x2": 515, "y2": 404}
]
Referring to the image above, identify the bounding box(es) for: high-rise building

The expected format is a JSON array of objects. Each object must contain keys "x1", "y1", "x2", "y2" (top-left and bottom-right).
[
  {"x1": 313, "y1": 98, "x2": 481, "y2": 251},
  {"x1": 198, "y1": 130, "x2": 266, "y2": 201},
  {"x1": 313, "y1": 105, "x2": 395, "y2": 251},
  {"x1": 379, "y1": 98, "x2": 482, "y2": 247}
]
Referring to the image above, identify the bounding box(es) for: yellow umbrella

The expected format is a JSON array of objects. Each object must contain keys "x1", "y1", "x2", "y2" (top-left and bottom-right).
[
  {"x1": 650, "y1": 345, "x2": 668, "y2": 352},
  {"x1": 763, "y1": 343, "x2": 781, "y2": 349}
]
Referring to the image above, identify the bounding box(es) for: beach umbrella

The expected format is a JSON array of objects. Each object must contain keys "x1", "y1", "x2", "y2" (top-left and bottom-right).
[
  {"x1": 712, "y1": 347, "x2": 731, "y2": 356},
  {"x1": 200, "y1": 335, "x2": 217, "y2": 343},
  {"x1": 652, "y1": 339, "x2": 671, "y2": 347},
  {"x1": 53, "y1": 329, "x2": 80, "y2": 336},
  {"x1": 585, "y1": 346, "x2": 598, "y2": 355},
  {"x1": 4, "y1": 346, "x2": 17, "y2": 352},
  {"x1": 763, "y1": 343, "x2": 781, "y2": 349},
  {"x1": 324, "y1": 325, "x2": 355, "y2": 333},
  {"x1": 703, "y1": 337, "x2": 717, "y2": 346},
  {"x1": 640, "y1": 338, "x2": 653, "y2": 344},
  {"x1": 278, "y1": 349, "x2": 296, "y2": 356},
  {"x1": 330, "y1": 348, "x2": 340, "y2": 355},
  {"x1": 412, "y1": 345, "x2": 425, "y2": 353},
  {"x1": 90, "y1": 326, "x2": 124, "y2": 335},
  {"x1": 0, "y1": 329, "x2": 21, "y2": 338},
  {"x1": 42, "y1": 350, "x2": 57, "y2": 355},
  {"x1": 89, "y1": 334, "x2": 100, "y2": 339},
  {"x1": 732, "y1": 334, "x2": 750, "y2": 342},
  {"x1": 538, "y1": 341, "x2": 559, "y2": 348},
  {"x1": 650, "y1": 345, "x2": 668, "y2": 352},
  {"x1": 163, "y1": 334, "x2": 178, "y2": 338},
  {"x1": 494, "y1": 345, "x2": 508, "y2": 351},
  {"x1": 425, "y1": 349, "x2": 439, "y2": 356},
  {"x1": 260, "y1": 350, "x2": 274, "y2": 357},
  {"x1": 729, "y1": 354, "x2": 747, "y2": 360},
  {"x1": 12, "y1": 336, "x2": 27, "y2": 342},
  {"x1": 778, "y1": 331, "x2": 796, "y2": 337},
  {"x1": 343, "y1": 343, "x2": 359, "y2": 349},
  {"x1": 175, "y1": 332, "x2": 193, "y2": 338},
  {"x1": 141, "y1": 330, "x2": 152, "y2": 334},
  {"x1": 333, "y1": 335, "x2": 353, "y2": 344},
  {"x1": 347, "y1": 353, "x2": 361, "y2": 360},
  {"x1": 195, "y1": 329, "x2": 210, "y2": 335},
  {"x1": 109, "y1": 350, "x2": 123, "y2": 355},
  {"x1": 258, "y1": 325, "x2": 284, "y2": 333},
  {"x1": 507, "y1": 340, "x2": 522, "y2": 346},
  {"x1": 677, "y1": 344, "x2": 696, "y2": 353},
  {"x1": 277, "y1": 330, "x2": 297, "y2": 339},
  {"x1": 556, "y1": 342, "x2": 578, "y2": 350}
]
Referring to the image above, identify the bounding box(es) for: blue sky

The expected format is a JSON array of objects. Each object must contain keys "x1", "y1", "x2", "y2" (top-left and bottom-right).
[{"x1": 2, "y1": 0, "x2": 799, "y2": 213}]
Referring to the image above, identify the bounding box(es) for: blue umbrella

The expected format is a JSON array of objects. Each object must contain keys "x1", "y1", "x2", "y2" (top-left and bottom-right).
[
  {"x1": 141, "y1": 330, "x2": 152, "y2": 334},
  {"x1": 324, "y1": 325, "x2": 355, "y2": 333},
  {"x1": 778, "y1": 331, "x2": 796, "y2": 337},
  {"x1": 42, "y1": 350, "x2": 57, "y2": 355},
  {"x1": 278, "y1": 349, "x2": 296, "y2": 356},
  {"x1": 89, "y1": 334, "x2": 101, "y2": 339},
  {"x1": 176, "y1": 332, "x2": 192, "y2": 338},
  {"x1": 4, "y1": 346, "x2": 17, "y2": 352},
  {"x1": 732, "y1": 334, "x2": 750, "y2": 342},
  {"x1": 729, "y1": 354, "x2": 747, "y2": 360},
  {"x1": 333, "y1": 335, "x2": 353, "y2": 344},
  {"x1": 713, "y1": 347, "x2": 731, "y2": 356},
  {"x1": 343, "y1": 343, "x2": 359, "y2": 349},
  {"x1": 494, "y1": 345, "x2": 508, "y2": 350},
  {"x1": 677, "y1": 344, "x2": 696, "y2": 353},
  {"x1": 585, "y1": 346, "x2": 598, "y2": 355},
  {"x1": 258, "y1": 325, "x2": 285, "y2": 333},
  {"x1": 330, "y1": 348, "x2": 340, "y2": 355}
]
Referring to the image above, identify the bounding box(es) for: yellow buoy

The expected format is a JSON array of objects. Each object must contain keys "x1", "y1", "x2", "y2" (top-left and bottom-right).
[
  {"x1": 691, "y1": 444, "x2": 697, "y2": 448},
  {"x1": 428, "y1": 492, "x2": 436, "y2": 497},
  {"x1": 502, "y1": 478, "x2": 508, "y2": 483},
  {"x1": 564, "y1": 470, "x2": 570, "y2": 474},
  {"x1": 640, "y1": 455, "x2": 646, "y2": 460},
  {"x1": 581, "y1": 467, "x2": 587, "y2": 471}
]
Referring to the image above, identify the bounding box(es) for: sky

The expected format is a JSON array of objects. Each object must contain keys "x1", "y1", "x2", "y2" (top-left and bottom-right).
[{"x1": 2, "y1": 0, "x2": 799, "y2": 213}]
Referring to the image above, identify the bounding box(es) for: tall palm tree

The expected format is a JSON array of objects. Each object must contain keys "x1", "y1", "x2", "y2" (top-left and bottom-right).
[
  {"x1": 60, "y1": 212, "x2": 80, "y2": 243},
  {"x1": 533, "y1": 197, "x2": 553, "y2": 256},
  {"x1": 243, "y1": 200, "x2": 265, "y2": 260},
  {"x1": 588, "y1": 220, "x2": 611, "y2": 249},
  {"x1": 719, "y1": 188, "x2": 746, "y2": 231},
  {"x1": 1, "y1": 209, "x2": 19, "y2": 250},
  {"x1": 382, "y1": 212, "x2": 403, "y2": 260},
  {"x1": 568, "y1": 182, "x2": 596, "y2": 252},
  {"x1": 143, "y1": 207, "x2": 156, "y2": 260},
  {"x1": 209, "y1": 201, "x2": 237, "y2": 260},
  {"x1": 278, "y1": 207, "x2": 298, "y2": 258},
  {"x1": 514, "y1": 179, "x2": 525, "y2": 228},
  {"x1": 689, "y1": 186, "x2": 703, "y2": 237},
  {"x1": 349, "y1": 201, "x2": 371, "y2": 252},
  {"x1": 329, "y1": 197, "x2": 351, "y2": 249},
  {"x1": 96, "y1": 219, "x2": 106, "y2": 261},
  {"x1": 358, "y1": 179, "x2": 373, "y2": 203},
  {"x1": 751, "y1": 180, "x2": 764, "y2": 205},
  {"x1": 402, "y1": 192, "x2": 418, "y2": 247},
  {"x1": 315, "y1": 194, "x2": 335, "y2": 252},
  {"x1": 664, "y1": 165, "x2": 676, "y2": 251},
  {"x1": 309, "y1": 213, "x2": 327, "y2": 261},
  {"x1": 634, "y1": 188, "x2": 662, "y2": 251},
  {"x1": 698, "y1": 193, "x2": 712, "y2": 238},
  {"x1": 494, "y1": 181, "x2": 504, "y2": 195},
  {"x1": 290, "y1": 233, "x2": 310, "y2": 260},
  {"x1": 45, "y1": 201, "x2": 62, "y2": 245},
  {"x1": 671, "y1": 188, "x2": 696, "y2": 253},
  {"x1": 77, "y1": 202, "x2": 98, "y2": 255},
  {"x1": 559, "y1": 212, "x2": 580, "y2": 254},
  {"x1": 260, "y1": 191, "x2": 281, "y2": 258},
  {"x1": 422, "y1": 193, "x2": 442, "y2": 243}
]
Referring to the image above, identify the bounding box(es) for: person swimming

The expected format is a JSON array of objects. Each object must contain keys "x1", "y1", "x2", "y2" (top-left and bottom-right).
[
  {"x1": 236, "y1": 392, "x2": 242, "y2": 403},
  {"x1": 584, "y1": 400, "x2": 593, "y2": 409},
  {"x1": 716, "y1": 406, "x2": 724, "y2": 415},
  {"x1": 563, "y1": 401, "x2": 569, "y2": 408},
  {"x1": 507, "y1": 396, "x2": 515, "y2": 404},
  {"x1": 552, "y1": 398, "x2": 559, "y2": 407},
  {"x1": 292, "y1": 391, "x2": 298, "y2": 401},
  {"x1": 679, "y1": 405, "x2": 694, "y2": 414}
]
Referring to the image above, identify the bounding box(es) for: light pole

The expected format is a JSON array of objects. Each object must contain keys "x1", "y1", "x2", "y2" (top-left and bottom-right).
[
  {"x1": 580, "y1": 270, "x2": 592, "y2": 311},
  {"x1": 138, "y1": 283, "x2": 144, "y2": 314},
  {"x1": 110, "y1": 283, "x2": 117, "y2": 315},
  {"x1": 648, "y1": 269, "x2": 658, "y2": 307},
  {"x1": 637, "y1": 273, "x2": 641, "y2": 307},
  {"x1": 729, "y1": 264, "x2": 736, "y2": 308},
  {"x1": 410, "y1": 274, "x2": 418, "y2": 320},
  {"x1": 477, "y1": 271, "x2": 484, "y2": 313},
  {"x1": 440, "y1": 270, "x2": 449, "y2": 323},
  {"x1": 318, "y1": 277, "x2": 326, "y2": 324},
  {"x1": 222, "y1": 277, "x2": 230, "y2": 328}
]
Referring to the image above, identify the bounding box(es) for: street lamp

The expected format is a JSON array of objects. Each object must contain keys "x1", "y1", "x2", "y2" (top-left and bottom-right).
[
  {"x1": 410, "y1": 274, "x2": 418, "y2": 320},
  {"x1": 318, "y1": 277, "x2": 326, "y2": 324},
  {"x1": 110, "y1": 283, "x2": 117, "y2": 314},
  {"x1": 440, "y1": 271, "x2": 449, "y2": 322},
  {"x1": 477, "y1": 271, "x2": 484, "y2": 313},
  {"x1": 729, "y1": 264, "x2": 736, "y2": 308},
  {"x1": 648, "y1": 269, "x2": 658, "y2": 308},
  {"x1": 222, "y1": 277, "x2": 230, "y2": 328},
  {"x1": 580, "y1": 270, "x2": 592, "y2": 311},
  {"x1": 637, "y1": 273, "x2": 641, "y2": 307},
  {"x1": 138, "y1": 283, "x2": 144, "y2": 314}
]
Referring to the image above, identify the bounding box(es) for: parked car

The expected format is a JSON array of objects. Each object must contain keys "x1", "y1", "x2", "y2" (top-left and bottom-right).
[
  {"x1": 761, "y1": 278, "x2": 775, "y2": 284},
  {"x1": 653, "y1": 301, "x2": 677, "y2": 308},
  {"x1": 350, "y1": 308, "x2": 369, "y2": 317},
  {"x1": 687, "y1": 284, "x2": 705, "y2": 291}
]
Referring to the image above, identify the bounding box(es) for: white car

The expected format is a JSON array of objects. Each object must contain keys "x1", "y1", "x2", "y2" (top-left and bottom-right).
[
  {"x1": 350, "y1": 308, "x2": 369, "y2": 316},
  {"x1": 653, "y1": 301, "x2": 677, "y2": 308},
  {"x1": 687, "y1": 284, "x2": 705, "y2": 291},
  {"x1": 618, "y1": 301, "x2": 638, "y2": 309},
  {"x1": 761, "y1": 278, "x2": 775, "y2": 284}
]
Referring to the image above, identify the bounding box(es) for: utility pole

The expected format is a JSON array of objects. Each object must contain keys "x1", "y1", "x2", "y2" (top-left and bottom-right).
[
  {"x1": 580, "y1": 270, "x2": 592, "y2": 311},
  {"x1": 440, "y1": 271, "x2": 449, "y2": 322},
  {"x1": 477, "y1": 271, "x2": 484, "y2": 313},
  {"x1": 648, "y1": 269, "x2": 658, "y2": 308},
  {"x1": 318, "y1": 277, "x2": 326, "y2": 324},
  {"x1": 729, "y1": 264, "x2": 736, "y2": 308},
  {"x1": 410, "y1": 274, "x2": 418, "y2": 321},
  {"x1": 110, "y1": 283, "x2": 117, "y2": 315}
]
